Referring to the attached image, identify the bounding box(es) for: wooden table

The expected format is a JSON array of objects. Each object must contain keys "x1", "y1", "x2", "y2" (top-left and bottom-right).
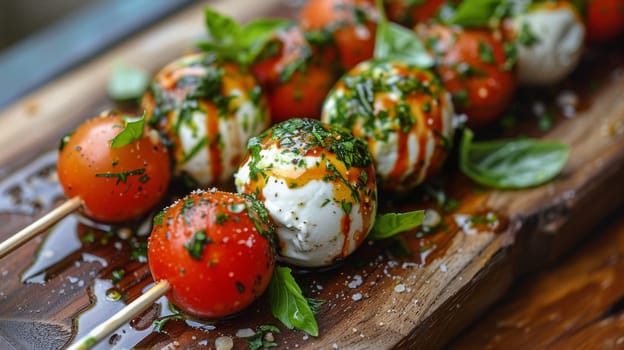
[
  {"x1": 1, "y1": 1, "x2": 624, "y2": 349},
  {"x1": 451, "y1": 204, "x2": 624, "y2": 349}
]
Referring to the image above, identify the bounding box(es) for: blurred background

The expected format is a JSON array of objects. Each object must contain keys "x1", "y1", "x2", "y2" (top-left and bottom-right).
[
  {"x1": 0, "y1": 0, "x2": 196, "y2": 108},
  {"x1": 0, "y1": 0, "x2": 104, "y2": 51}
]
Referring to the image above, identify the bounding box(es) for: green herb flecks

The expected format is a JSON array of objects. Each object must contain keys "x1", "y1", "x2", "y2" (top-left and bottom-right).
[
  {"x1": 459, "y1": 129, "x2": 570, "y2": 189},
  {"x1": 241, "y1": 194, "x2": 276, "y2": 242},
  {"x1": 478, "y1": 40, "x2": 495, "y2": 64},
  {"x1": 184, "y1": 229, "x2": 212, "y2": 260},
  {"x1": 95, "y1": 168, "x2": 146, "y2": 184},
  {"x1": 111, "y1": 269, "x2": 125, "y2": 284},
  {"x1": 244, "y1": 325, "x2": 281, "y2": 350},
  {"x1": 517, "y1": 21, "x2": 539, "y2": 47},
  {"x1": 153, "y1": 314, "x2": 184, "y2": 333}
]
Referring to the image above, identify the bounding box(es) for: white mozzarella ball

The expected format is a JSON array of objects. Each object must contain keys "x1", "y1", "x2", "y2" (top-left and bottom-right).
[
  {"x1": 235, "y1": 118, "x2": 377, "y2": 267},
  {"x1": 322, "y1": 60, "x2": 454, "y2": 192},
  {"x1": 512, "y1": 2, "x2": 585, "y2": 85},
  {"x1": 142, "y1": 53, "x2": 270, "y2": 187}
]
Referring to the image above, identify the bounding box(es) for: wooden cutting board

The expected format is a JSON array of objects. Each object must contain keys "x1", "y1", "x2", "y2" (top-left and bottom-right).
[{"x1": 1, "y1": 1, "x2": 624, "y2": 349}]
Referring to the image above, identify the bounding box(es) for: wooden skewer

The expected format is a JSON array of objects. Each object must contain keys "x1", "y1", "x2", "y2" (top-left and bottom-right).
[
  {"x1": 67, "y1": 280, "x2": 171, "y2": 350},
  {"x1": 0, "y1": 196, "x2": 83, "y2": 259}
]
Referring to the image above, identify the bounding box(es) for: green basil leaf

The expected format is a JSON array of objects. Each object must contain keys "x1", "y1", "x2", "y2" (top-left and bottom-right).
[
  {"x1": 107, "y1": 64, "x2": 149, "y2": 101},
  {"x1": 200, "y1": 8, "x2": 290, "y2": 66},
  {"x1": 450, "y1": 0, "x2": 502, "y2": 27},
  {"x1": 204, "y1": 7, "x2": 241, "y2": 45},
  {"x1": 268, "y1": 266, "x2": 318, "y2": 337},
  {"x1": 459, "y1": 129, "x2": 570, "y2": 189},
  {"x1": 374, "y1": 0, "x2": 433, "y2": 67},
  {"x1": 368, "y1": 210, "x2": 425, "y2": 240},
  {"x1": 110, "y1": 112, "x2": 146, "y2": 148}
]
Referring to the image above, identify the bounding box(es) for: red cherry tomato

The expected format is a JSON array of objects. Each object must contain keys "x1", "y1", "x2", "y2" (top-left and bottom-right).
[
  {"x1": 585, "y1": 0, "x2": 624, "y2": 43},
  {"x1": 266, "y1": 65, "x2": 336, "y2": 123},
  {"x1": 418, "y1": 24, "x2": 517, "y2": 128},
  {"x1": 385, "y1": 0, "x2": 446, "y2": 26},
  {"x1": 299, "y1": 0, "x2": 378, "y2": 71},
  {"x1": 252, "y1": 26, "x2": 336, "y2": 122},
  {"x1": 57, "y1": 111, "x2": 171, "y2": 223},
  {"x1": 148, "y1": 190, "x2": 276, "y2": 318}
]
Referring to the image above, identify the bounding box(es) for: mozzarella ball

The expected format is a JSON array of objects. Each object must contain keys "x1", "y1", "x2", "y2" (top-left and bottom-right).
[
  {"x1": 142, "y1": 53, "x2": 270, "y2": 187},
  {"x1": 235, "y1": 118, "x2": 377, "y2": 267},
  {"x1": 322, "y1": 60, "x2": 454, "y2": 192},
  {"x1": 510, "y1": 1, "x2": 585, "y2": 85}
]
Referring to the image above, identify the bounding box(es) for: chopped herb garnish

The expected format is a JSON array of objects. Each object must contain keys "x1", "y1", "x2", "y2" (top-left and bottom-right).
[
  {"x1": 215, "y1": 212, "x2": 230, "y2": 225},
  {"x1": 81, "y1": 230, "x2": 96, "y2": 244},
  {"x1": 184, "y1": 229, "x2": 211, "y2": 260},
  {"x1": 153, "y1": 210, "x2": 165, "y2": 226},
  {"x1": 152, "y1": 314, "x2": 184, "y2": 332},
  {"x1": 517, "y1": 22, "x2": 539, "y2": 47},
  {"x1": 244, "y1": 325, "x2": 281, "y2": 350},
  {"x1": 478, "y1": 40, "x2": 495, "y2": 64},
  {"x1": 95, "y1": 168, "x2": 146, "y2": 184},
  {"x1": 236, "y1": 281, "x2": 245, "y2": 293},
  {"x1": 112, "y1": 269, "x2": 125, "y2": 284}
]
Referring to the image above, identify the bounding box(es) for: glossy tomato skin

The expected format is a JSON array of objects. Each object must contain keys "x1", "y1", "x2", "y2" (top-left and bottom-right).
[
  {"x1": 299, "y1": 0, "x2": 378, "y2": 71},
  {"x1": 585, "y1": 0, "x2": 624, "y2": 43},
  {"x1": 252, "y1": 26, "x2": 337, "y2": 122},
  {"x1": 385, "y1": 0, "x2": 446, "y2": 26},
  {"x1": 56, "y1": 111, "x2": 171, "y2": 223},
  {"x1": 266, "y1": 65, "x2": 336, "y2": 123},
  {"x1": 418, "y1": 24, "x2": 516, "y2": 128},
  {"x1": 148, "y1": 190, "x2": 276, "y2": 318}
]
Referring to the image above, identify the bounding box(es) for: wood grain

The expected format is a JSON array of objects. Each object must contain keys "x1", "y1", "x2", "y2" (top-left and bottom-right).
[
  {"x1": 0, "y1": 1, "x2": 623, "y2": 349},
  {"x1": 451, "y1": 205, "x2": 624, "y2": 349}
]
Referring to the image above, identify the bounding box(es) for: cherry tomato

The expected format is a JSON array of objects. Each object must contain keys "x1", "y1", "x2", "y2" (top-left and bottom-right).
[
  {"x1": 57, "y1": 111, "x2": 171, "y2": 223},
  {"x1": 267, "y1": 65, "x2": 336, "y2": 123},
  {"x1": 585, "y1": 0, "x2": 624, "y2": 43},
  {"x1": 299, "y1": 0, "x2": 378, "y2": 71},
  {"x1": 418, "y1": 24, "x2": 517, "y2": 127},
  {"x1": 385, "y1": 0, "x2": 446, "y2": 26},
  {"x1": 148, "y1": 189, "x2": 276, "y2": 318},
  {"x1": 252, "y1": 26, "x2": 336, "y2": 122}
]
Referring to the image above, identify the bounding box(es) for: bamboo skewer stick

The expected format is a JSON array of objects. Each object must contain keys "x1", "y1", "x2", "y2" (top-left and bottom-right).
[
  {"x1": 67, "y1": 280, "x2": 171, "y2": 350},
  {"x1": 0, "y1": 196, "x2": 83, "y2": 258}
]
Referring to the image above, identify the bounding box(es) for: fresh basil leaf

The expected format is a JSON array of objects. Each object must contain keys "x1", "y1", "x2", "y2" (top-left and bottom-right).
[
  {"x1": 459, "y1": 129, "x2": 570, "y2": 189},
  {"x1": 268, "y1": 266, "x2": 318, "y2": 337},
  {"x1": 200, "y1": 8, "x2": 289, "y2": 66},
  {"x1": 239, "y1": 18, "x2": 291, "y2": 65},
  {"x1": 204, "y1": 7, "x2": 241, "y2": 45},
  {"x1": 107, "y1": 64, "x2": 149, "y2": 101},
  {"x1": 110, "y1": 112, "x2": 146, "y2": 148},
  {"x1": 374, "y1": 0, "x2": 433, "y2": 67},
  {"x1": 368, "y1": 210, "x2": 425, "y2": 240},
  {"x1": 450, "y1": 0, "x2": 503, "y2": 27}
]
